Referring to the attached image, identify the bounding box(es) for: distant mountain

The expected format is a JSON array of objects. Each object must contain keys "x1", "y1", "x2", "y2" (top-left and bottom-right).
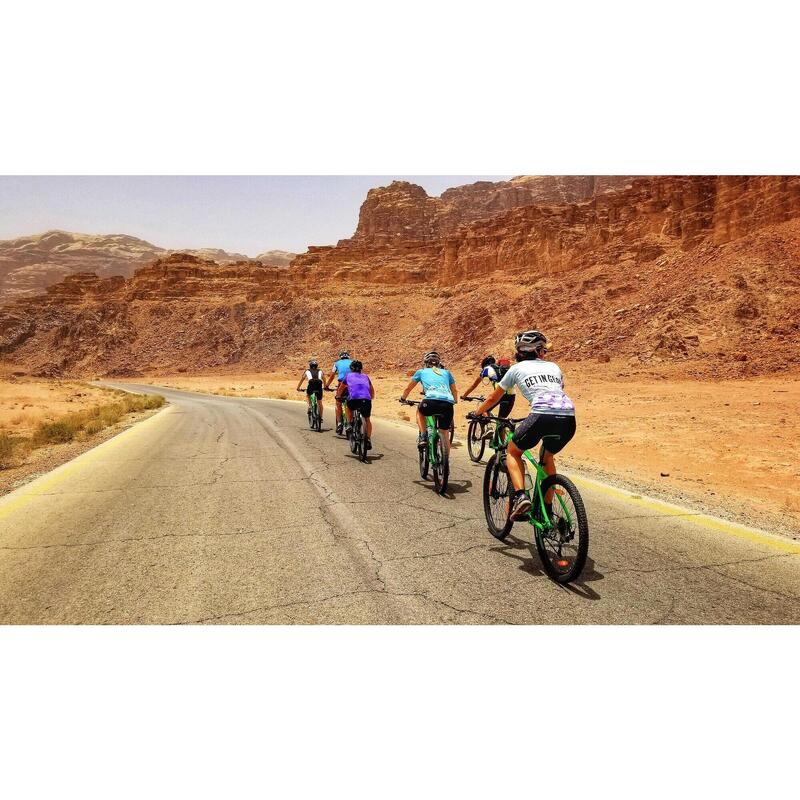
[
  {"x1": 0, "y1": 230, "x2": 294, "y2": 300},
  {"x1": 254, "y1": 250, "x2": 295, "y2": 267}
]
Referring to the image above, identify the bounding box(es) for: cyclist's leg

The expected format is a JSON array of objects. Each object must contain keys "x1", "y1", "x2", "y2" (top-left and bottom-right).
[
  {"x1": 506, "y1": 440, "x2": 527, "y2": 491},
  {"x1": 415, "y1": 409, "x2": 426, "y2": 434},
  {"x1": 362, "y1": 400, "x2": 373, "y2": 440},
  {"x1": 436, "y1": 402, "x2": 454, "y2": 453}
]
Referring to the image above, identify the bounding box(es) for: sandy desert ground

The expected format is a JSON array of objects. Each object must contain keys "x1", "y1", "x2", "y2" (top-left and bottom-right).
[{"x1": 137, "y1": 363, "x2": 800, "y2": 537}]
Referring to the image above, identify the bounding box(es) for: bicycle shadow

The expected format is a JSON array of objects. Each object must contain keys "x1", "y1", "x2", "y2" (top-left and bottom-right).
[
  {"x1": 488, "y1": 534, "x2": 604, "y2": 600},
  {"x1": 411, "y1": 479, "x2": 472, "y2": 499},
  {"x1": 345, "y1": 452, "x2": 385, "y2": 464}
]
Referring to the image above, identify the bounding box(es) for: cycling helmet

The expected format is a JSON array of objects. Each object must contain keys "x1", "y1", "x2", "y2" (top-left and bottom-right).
[
  {"x1": 309, "y1": 359, "x2": 318, "y2": 368},
  {"x1": 350, "y1": 359, "x2": 363, "y2": 372},
  {"x1": 339, "y1": 351, "x2": 350, "y2": 359},
  {"x1": 514, "y1": 330, "x2": 548, "y2": 354},
  {"x1": 481, "y1": 355, "x2": 496, "y2": 369},
  {"x1": 423, "y1": 350, "x2": 441, "y2": 366}
]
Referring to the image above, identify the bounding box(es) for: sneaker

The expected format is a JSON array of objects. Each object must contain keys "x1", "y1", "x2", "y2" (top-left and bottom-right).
[
  {"x1": 336, "y1": 422, "x2": 343, "y2": 435},
  {"x1": 366, "y1": 437, "x2": 372, "y2": 451},
  {"x1": 510, "y1": 492, "x2": 532, "y2": 520},
  {"x1": 417, "y1": 432, "x2": 428, "y2": 449}
]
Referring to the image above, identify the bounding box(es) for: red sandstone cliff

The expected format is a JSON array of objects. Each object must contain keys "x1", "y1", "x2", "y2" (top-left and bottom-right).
[{"x1": 1, "y1": 176, "x2": 798, "y2": 378}]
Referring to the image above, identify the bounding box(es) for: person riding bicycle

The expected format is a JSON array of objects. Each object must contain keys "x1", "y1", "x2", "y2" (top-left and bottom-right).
[
  {"x1": 325, "y1": 350, "x2": 353, "y2": 435},
  {"x1": 399, "y1": 351, "x2": 459, "y2": 453},
  {"x1": 297, "y1": 359, "x2": 326, "y2": 421},
  {"x1": 462, "y1": 354, "x2": 516, "y2": 419},
  {"x1": 343, "y1": 359, "x2": 375, "y2": 450},
  {"x1": 467, "y1": 331, "x2": 575, "y2": 520}
]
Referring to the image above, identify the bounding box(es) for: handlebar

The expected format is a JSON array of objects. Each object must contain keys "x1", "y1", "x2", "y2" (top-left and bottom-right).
[
  {"x1": 398, "y1": 398, "x2": 420, "y2": 406},
  {"x1": 461, "y1": 395, "x2": 485, "y2": 402}
]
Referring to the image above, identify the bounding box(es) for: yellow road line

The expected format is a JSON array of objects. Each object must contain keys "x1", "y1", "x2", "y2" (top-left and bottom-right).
[
  {"x1": 0, "y1": 407, "x2": 171, "y2": 523},
  {"x1": 571, "y1": 473, "x2": 800, "y2": 554}
]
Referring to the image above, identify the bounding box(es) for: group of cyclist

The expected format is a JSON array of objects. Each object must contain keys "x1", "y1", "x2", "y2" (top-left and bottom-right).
[{"x1": 297, "y1": 329, "x2": 575, "y2": 519}]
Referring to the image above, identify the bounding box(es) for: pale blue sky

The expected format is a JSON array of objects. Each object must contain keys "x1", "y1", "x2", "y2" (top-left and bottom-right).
[{"x1": 0, "y1": 176, "x2": 510, "y2": 256}]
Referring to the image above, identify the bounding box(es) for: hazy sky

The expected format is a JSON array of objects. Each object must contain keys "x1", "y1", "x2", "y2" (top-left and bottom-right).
[{"x1": 0, "y1": 176, "x2": 510, "y2": 256}]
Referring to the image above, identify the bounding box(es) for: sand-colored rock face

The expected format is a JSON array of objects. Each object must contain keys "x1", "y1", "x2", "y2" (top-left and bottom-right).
[
  {"x1": 0, "y1": 176, "x2": 798, "y2": 378},
  {"x1": 0, "y1": 230, "x2": 295, "y2": 299}
]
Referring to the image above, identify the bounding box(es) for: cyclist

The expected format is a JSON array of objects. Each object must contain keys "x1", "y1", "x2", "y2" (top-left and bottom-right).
[
  {"x1": 343, "y1": 359, "x2": 375, "y2": 450},
  {"x1": 296, "y1": 359, "x2": 325, "y2": 421},
  {"x1": 462, "y1": 354, "x2": 516, "y2": 418},
  {"x1": 467, "y1": 331, "x2": 575, "y2": 520},
  {"x1": 325, "y1": 350, "x2": 353, "y2": 435},
  {"x1": 399, "y1": 351, "x2": 458, "y2": 452}
]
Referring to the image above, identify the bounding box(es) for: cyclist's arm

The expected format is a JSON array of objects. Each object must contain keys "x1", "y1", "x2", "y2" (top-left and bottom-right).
[
  {"x1": 472, "y1": 386, "x2": 505, "y2": 415},
  {"x1": 369, "y1": 377, "x2": 375, "y2": 399},
  {"x1": 400, "y1": 379, "x2": 419, "y2": 401},
  {"x1": 324, "y1": 369, "x2": 336, "y2": 389},
  {"x1": 296, "y1": 372, "x2": 307, "y2": 391},
  {"x1": 449, "y1": 379, "x2": 459, "y2": 403},
  {"x1": 462, "y1": 375, "x2": 481, "y2": 397}
]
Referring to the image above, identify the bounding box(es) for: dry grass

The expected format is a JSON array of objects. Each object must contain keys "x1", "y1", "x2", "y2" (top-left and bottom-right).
[{"x1": 0, "y1": 392, "x2": 165, "y2": 469}]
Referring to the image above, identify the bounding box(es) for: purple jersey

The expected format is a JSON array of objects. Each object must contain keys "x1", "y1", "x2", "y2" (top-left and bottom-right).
[{"x1": 345, "y1": 372, "x2": 372, "y2": 400}]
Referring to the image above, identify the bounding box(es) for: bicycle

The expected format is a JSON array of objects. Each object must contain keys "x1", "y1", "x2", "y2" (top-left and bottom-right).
[
  {"x1": 399, "y1": 399, "x2": 450, "y2": 494},
  {"x1": 461, "y1": 395, "x2": 490, "y2": 462},
  {"x1": 348, "y1": 406, "x2": 369, "y2": 462},
  {"x1": 474, "y1": 414, "x2": 589, "y2": 584},
  {"x1": 298, "y1": 388, "x2": 322, "y2": 432}
]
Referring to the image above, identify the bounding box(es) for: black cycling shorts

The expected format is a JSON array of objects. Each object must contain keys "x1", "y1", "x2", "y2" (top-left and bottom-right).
[
  {"x1": 512, "y1": 413, "x2": 576, "y2": 454},
  {"x1": 347, "y1": 398, "x2": 372, "y2": 418},
  {"x1": 419, "y1": 399, "x2": 454, "y2": 429},
  {"x1": 306, "y1": 379, "x2": 323, "y2": 399},
  {"x1": 490, "y1": 393, "x2": 516, "y2": 418}
]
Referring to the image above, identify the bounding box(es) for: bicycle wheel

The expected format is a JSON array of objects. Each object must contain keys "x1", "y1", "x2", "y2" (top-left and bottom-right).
[
  {"x1": 534, "y1": 474, "x2": 589, "y2": 584},
  {"x1": 482, "y1": 453, "x2": 513, "y2": 540},
  {"x1": 349, "y1": 414, "x2": 360, "y2": 454},
  {"x1": 467, "y1": 418, "x2": 486, "y2": 462},
  {"x1": 307, "y1": 402, "x2": 314, "y2": 430},
  {"x1": 358, "y1": 420, "x2": 369, "y2": 462},
  {"x1": 418, "y1": 436, "x2": 429, "y2": 480},
  {"x1": 433, "y1": 434, "x2": 449, "y2": 494},
  {"x1": 449, "y1": 421, "x2": 455, "y2": 445},
  {"x1": 314, "y1": 409, "x2": 322, "y2": 432}
]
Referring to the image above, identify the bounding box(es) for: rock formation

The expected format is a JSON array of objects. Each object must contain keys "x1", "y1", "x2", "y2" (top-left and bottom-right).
[
  {"x1": 1, "y1": 176, "x2": 798, "y2": 378},
  {"x1": 0, "y1": 230, "x2": 295, "y2": 300}
]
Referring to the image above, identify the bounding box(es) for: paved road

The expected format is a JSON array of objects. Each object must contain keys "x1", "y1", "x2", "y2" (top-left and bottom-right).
[{"x1": 0, "y1": 384, "x2": 798, "y2": 624}]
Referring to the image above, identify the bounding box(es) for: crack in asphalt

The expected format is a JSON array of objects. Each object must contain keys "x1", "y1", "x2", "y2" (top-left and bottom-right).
[{"x1": 184, "y1": 586, "x2": 515, "y2": 625}]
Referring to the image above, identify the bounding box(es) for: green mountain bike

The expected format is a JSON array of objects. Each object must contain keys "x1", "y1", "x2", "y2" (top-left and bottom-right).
[
  {"x1": 348, "y1": 407, "x2": 369, "y2": 462},
  {"x1": 476, "y1": 414, "x2": 589, "y2": 584},
  {"x1": 400, "y1": 399, "x2": 449, "y2": 494},
  {"x1": 299, "y1": 389, "x2": 323, "y2": 431}
]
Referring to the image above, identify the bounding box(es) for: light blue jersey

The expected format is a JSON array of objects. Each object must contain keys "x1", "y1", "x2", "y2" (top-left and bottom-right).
[
  {"x1": 333, "y1": 358, "x2": 353, "y2": 381},
  {"x1": 412, "y1": 367, "x2": 456, "y2": 403}
]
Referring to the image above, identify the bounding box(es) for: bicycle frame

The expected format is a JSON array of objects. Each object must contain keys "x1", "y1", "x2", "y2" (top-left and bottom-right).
[
  {"x1": 497, "y1": 426, "x2": 574, "y2": 532},
  {"x1": 424, "y1": 415, "x2": 440, "y2": 465}
]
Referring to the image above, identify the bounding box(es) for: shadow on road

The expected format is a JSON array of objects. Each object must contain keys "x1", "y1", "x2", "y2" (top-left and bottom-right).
[
  {"x1": 345, "y1": 452, "x2": 385, "y2": 464},
  {"x1": 411, "y1": 479, "x2": 473, "y2": 499},
  {"x1": 489, "y1": 535, "x2": 604, "y2": 600}
]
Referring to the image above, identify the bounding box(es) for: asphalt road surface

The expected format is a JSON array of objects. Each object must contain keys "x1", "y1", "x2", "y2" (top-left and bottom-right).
[{"x1": 1, "y1": 384, "x2": 798, "y2": 624}]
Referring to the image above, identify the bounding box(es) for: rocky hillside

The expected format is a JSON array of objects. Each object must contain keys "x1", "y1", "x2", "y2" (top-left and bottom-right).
[
  {"x1": 0, "y1": 176, "x2": 798, "y2": 378},
  {"x1": 0, "y1": 230, "x2": 295, "y2": 299}
]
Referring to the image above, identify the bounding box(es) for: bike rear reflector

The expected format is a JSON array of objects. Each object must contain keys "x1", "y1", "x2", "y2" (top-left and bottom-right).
[{"x1": 556, "y1": 560, "x2": 570, "y2": 568}]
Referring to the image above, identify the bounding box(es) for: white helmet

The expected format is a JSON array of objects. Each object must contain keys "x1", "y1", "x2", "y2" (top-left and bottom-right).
[
  {"x1": 423, "y1": 350, "x2": 441, "y2": 366},
  {"x1": 514, "y1": 330, "x2": 548, "y2": 354}
]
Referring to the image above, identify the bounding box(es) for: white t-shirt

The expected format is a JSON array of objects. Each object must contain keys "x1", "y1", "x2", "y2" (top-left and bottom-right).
[
  {"x1": 305, "y1": 369, "x2": 323, "y2": 382},
  {"x1": 498, "y1": 359, "x2": 575, "y2": 415}
]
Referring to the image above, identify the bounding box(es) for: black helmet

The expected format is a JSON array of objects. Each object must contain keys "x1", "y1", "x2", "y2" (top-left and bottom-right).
[
  {"x1": 350, "y1": 359, "x2": 363, "y2": 372},
  {"x1": 339, "y1": 350, "x2": 350, "y2": 359},
  {"x1": 309, "y1": 359, "x2": 318, "y2": 368},
  {"x1": 481, "y1": 354, "x2": 496, "y2": 369},
  {"x1": 514, "y1": 330, "x2": 548, "y2": 355},
  {"x1": 423, "y1": 350, "x2": 441, "y2": 366}
]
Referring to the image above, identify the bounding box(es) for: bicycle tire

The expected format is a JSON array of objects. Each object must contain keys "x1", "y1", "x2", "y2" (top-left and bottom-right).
[
  {"x1": 534, "y1": 474, "x2": 589, "y2": 584},
  {"x1": 449, "y1": 421, "x2": 455, "y2": 445},
  {"x1": 314, "y1": 410, "x2": 322, "y2": 432},
  {"x1": 358, "y1": 419, "x2": 369, "y2": 462},
  {"x1": 433, "y1": 435, "x2": 449, "y2": 494},
  {"x1": 482, "y1": 453, "x2": 514, "y2": 540},
  {"x1": 418, "y1": 438, "x2": 429, "y2": 480},
  {"x1": 349, "y1": 414, "x2": 360, "y2": 454},
  {"x1": 467, "y1": 419, "x2": 486, "y2": 462}
]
